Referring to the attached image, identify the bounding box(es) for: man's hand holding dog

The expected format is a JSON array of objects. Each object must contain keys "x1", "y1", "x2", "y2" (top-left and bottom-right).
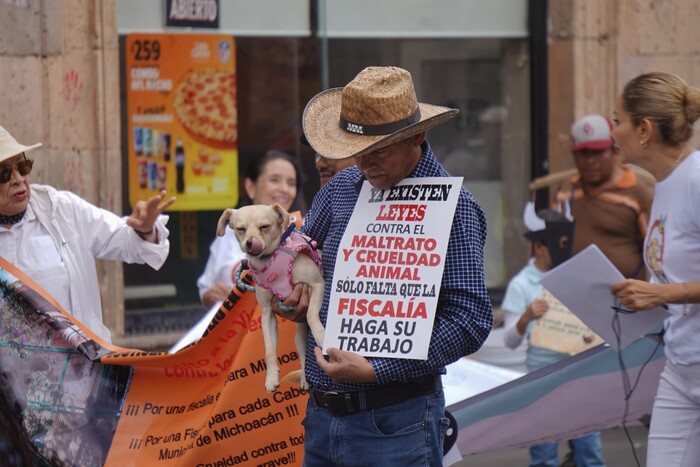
[
  {"x1": 271, "y1": 283, "x2": 310, "y2": 322},
  {"x1": 314, "y1": 346, "x2": 378, "y2": 383}
]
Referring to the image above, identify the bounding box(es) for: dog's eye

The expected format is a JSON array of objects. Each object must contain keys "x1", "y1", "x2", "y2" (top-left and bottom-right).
[
  {"x1": 259, "y1": 224, "x2": 270, "y2": 231},
  {"x1": 235, "y1": 227, "x2": 245, "y2": 233}
]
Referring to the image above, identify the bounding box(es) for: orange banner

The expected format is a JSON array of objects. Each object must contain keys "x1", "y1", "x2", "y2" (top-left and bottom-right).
[
  {"x1": 125, "y1": 33, "x2": 238, "y2": 211},
  {"x1": 0, "y1": 258, "x2": 304, "y2": 466}
]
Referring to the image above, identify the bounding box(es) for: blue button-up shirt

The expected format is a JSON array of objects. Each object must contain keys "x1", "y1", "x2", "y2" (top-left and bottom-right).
[{"x1": 301, "y1": 142, "x2": 493, "y2": 391}]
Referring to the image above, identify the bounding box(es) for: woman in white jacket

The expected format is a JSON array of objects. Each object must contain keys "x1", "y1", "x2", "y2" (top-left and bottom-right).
[{"x1": 0, "y1": 124, "x2": 175, "y2": 342}]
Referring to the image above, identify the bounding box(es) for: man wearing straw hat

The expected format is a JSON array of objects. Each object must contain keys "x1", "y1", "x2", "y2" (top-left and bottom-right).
[
  {"x1": 286, "y1": 66, "x2": 492, "y2": 465},
  {"x1": 0, "y1": 124, "x2": 175, "y2": 342}
]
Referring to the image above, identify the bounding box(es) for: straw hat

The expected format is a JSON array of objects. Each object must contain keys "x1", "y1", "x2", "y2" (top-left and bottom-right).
[
  {"x1": 302, "y1": 66, "x2": 458, "y2": 160},
  {"x1": 0, "y1": 125, "x2": 41, "y2": 163}
]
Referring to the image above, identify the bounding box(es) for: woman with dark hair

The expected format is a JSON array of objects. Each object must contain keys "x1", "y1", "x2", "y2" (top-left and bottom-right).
[
  {"x1": 610, "y1": 71, "x2": 700, "y2": 467},
  {"x1": 237, "y1": 150, "x2": 303, "y2": 211},
  {"x1": 197, "y1": 150, "x2": 302, "y2": 308}
]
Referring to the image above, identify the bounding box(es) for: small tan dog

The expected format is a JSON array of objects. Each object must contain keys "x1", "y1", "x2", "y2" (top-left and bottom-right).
[{"x1": 217, "y1": 204, "x2": 325, "y2": 392}]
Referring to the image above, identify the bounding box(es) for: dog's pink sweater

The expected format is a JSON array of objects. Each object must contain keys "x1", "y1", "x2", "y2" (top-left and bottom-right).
[{"x1": 248, "y1": 231, "x2": 323, "y2": 300}]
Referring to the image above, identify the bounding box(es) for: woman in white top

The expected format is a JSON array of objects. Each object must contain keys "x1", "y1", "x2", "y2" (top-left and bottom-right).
[
  {"x1": 197, "y1": 150, "x2": 301, "y2": 308},
  {"x1": 611, "y1": 71, "x2": 700, "y2": 467},
  {"x1": 0, "y1": 124, "x2": 174, "y2": 342}
]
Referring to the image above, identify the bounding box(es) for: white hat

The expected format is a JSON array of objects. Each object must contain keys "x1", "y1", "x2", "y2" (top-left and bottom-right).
[
  {"x1": 570, "y1": 114, "x2": 614, "y2": 152},
  {"x1": 0, "y1": 125, "x2": 42, "y2": 163}
]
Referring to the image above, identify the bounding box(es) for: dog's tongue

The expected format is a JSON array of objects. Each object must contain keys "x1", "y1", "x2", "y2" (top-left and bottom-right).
[{"x1": 249, "y1": 237, "x2": 264, "y2": 255}]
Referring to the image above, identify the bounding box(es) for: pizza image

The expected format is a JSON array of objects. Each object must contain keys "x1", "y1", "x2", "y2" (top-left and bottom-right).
[{"x1": 173, "y1": 69, "x2": 237, "y2": 147}]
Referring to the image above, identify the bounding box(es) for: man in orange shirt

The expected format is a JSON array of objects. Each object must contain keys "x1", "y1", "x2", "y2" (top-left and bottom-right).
[{"x1": 554, "y1": 114, "x2": 654, "y2": 279}]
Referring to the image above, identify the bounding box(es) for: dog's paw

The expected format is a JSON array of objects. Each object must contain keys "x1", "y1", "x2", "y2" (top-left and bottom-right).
[
  {"x1": 300, "y1": 377, "x2": 309, "y2": 391},
  {"x1": 265, "y1": 374, "x2": 280, "y2": 393},
  {"x1": 312, "y1": 329, "x2": 325, "y2": 347}
]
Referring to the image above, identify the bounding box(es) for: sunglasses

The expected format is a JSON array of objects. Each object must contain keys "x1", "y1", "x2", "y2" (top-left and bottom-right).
[{"x1": 0, "y1": 157, "x2": 33, "y2": 184}]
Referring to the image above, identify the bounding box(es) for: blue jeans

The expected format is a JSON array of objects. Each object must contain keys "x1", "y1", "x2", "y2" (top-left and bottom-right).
[
  {"x1": 302, "y1": 389, "x2": 448, "y2": 466},
  {"x1": 529, "y1": 432, "x2": 605, "y2": 467}
]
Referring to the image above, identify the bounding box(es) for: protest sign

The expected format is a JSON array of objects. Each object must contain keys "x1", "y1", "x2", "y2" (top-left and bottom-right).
[
  {"x1": 529, "y1": 289, "x2": 604, "y2": 355},
  {"x1": 323, "y1": 177, "x2": 463, "y2": 360},
  {"x1": 540, "y1": 245, "x2": 668, "y2": 350},
  {"x1": 0, "y1": 257, "x2": 304, "y2": 466}
]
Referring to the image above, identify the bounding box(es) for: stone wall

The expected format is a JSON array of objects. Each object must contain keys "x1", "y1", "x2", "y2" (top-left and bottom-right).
[
  {"x1": 0, "y1": 0, "x2": 123, "y2": 336},
  {"x1": 549, "y1": 0, "x2": 700, "y2": 174}
]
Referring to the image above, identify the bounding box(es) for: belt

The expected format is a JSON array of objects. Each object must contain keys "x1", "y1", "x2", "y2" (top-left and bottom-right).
[{"x1": 311, "y1": 375, "x2": 442, "y2": 417}]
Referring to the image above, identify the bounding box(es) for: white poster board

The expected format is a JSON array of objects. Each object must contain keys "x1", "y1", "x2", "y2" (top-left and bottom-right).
[
  {"x1": 529, "y1": 289, "x2": 604, "y2": 355},
  {"x1": 323, "y1": 177, "x2": 463, "y2": 359},
  {"x1": 540, "y1": 244, "x2": 668, "y2": 350}
]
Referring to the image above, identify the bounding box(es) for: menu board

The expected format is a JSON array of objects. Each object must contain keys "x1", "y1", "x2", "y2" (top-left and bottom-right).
[{"x1": 125, "y1": 34, "x2": 238, "y2": 210}]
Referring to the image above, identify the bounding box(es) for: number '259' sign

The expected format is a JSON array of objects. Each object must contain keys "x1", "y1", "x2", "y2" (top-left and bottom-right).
[
  {"x1": 125, "y1": 33, "x2": 238, "y2": 211},
  {"x1": 166, "y1": 0, "x2": 220, "y2": 29}
]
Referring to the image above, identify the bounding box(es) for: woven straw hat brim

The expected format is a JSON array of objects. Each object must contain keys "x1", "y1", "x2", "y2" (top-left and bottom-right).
[{"x1": 303, "y1": 88, "x2": 458, "y2": 160}]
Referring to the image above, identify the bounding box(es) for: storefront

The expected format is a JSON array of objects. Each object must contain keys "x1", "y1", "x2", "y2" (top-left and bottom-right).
[{"x1": 116, "y1": 0, "x2": 533, "y2": 345}]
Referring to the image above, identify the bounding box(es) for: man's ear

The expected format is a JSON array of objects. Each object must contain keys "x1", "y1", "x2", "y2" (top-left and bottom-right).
[{"x1": 412, "y1": 131, "x2": 426, "y2": 146}]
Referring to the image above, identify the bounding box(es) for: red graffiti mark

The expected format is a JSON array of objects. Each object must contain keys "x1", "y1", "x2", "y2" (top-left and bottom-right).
[
  {"x1": 61, "y1": 70, "x2": 84, "y2": 111},
  {"x1": 64, "y1": 157, "x2": 85, "y2": 194},
  {"x1": 106, "y1": 193, "x2": 116, "y2": 212}
]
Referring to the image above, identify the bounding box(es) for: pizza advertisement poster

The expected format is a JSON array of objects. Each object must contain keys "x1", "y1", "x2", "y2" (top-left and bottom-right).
[
  {"x1": 125, "y1": 33, "x2": 238, "y2": 211},
  {"x1": 323, "y1": 177, "x2": 463, "y2": 360},
  {"x1": 529, "y1": 288, "x2": 604, "y2": 355}
]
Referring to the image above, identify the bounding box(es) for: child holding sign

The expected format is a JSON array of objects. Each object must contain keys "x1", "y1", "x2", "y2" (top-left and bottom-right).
[{"x1": 502, "y1": 202, "x2": 606, "y2": 467}]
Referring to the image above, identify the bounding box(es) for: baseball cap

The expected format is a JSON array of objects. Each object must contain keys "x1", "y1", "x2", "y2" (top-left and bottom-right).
[{"x1": 570, "y1": 114, "x2": 614, "y2": 152}]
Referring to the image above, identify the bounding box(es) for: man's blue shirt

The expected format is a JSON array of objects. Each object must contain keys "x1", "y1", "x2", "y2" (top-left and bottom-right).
[{"x1": 301, "y1": 141, "x2": 492, "y2": 391}]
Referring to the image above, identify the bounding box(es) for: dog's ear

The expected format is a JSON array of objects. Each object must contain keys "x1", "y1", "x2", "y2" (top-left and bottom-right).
[
  {"x1": 270, "y1": 203, "x2": 290, "y2": 228},
  {"x1": 216, "y1": 209, "x2": 236, "y2": 237}
]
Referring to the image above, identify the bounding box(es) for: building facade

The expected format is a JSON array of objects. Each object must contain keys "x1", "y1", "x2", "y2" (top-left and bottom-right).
[{"x1": 1, "y1": 0, "x2": 699, "y2": 348}]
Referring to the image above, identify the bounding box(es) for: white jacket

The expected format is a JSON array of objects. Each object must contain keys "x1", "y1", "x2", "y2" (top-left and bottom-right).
[
  {"x1": 28, "y1": 184, "x2": 170, "y2": 342},
  {"x1": 196, "y1": 228, "x2": 245, "y2": 302}
]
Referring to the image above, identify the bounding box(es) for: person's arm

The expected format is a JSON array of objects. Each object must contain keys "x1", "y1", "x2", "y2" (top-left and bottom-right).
[
  {"x1": 197, "y1": 232, "x2": 244, "y2": 307},
  {"x1": 62, "y1": 189, "x2": 173, "y2": 270},
  {"x1": 612, "y1": 279, "x2": 700, "y2": 310},
  {"x1": 515, "y1": 300, "x2": 548, "y2": 333},
  {"x1": 202, "y1": 283, "x2": 232, "y2": 309},
  {"x1": 503, "y1": 311, "x2": 525, "y2": 349},
  {"x1": 501, "y1": 277, "x2": 528, "y2": 349}
]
